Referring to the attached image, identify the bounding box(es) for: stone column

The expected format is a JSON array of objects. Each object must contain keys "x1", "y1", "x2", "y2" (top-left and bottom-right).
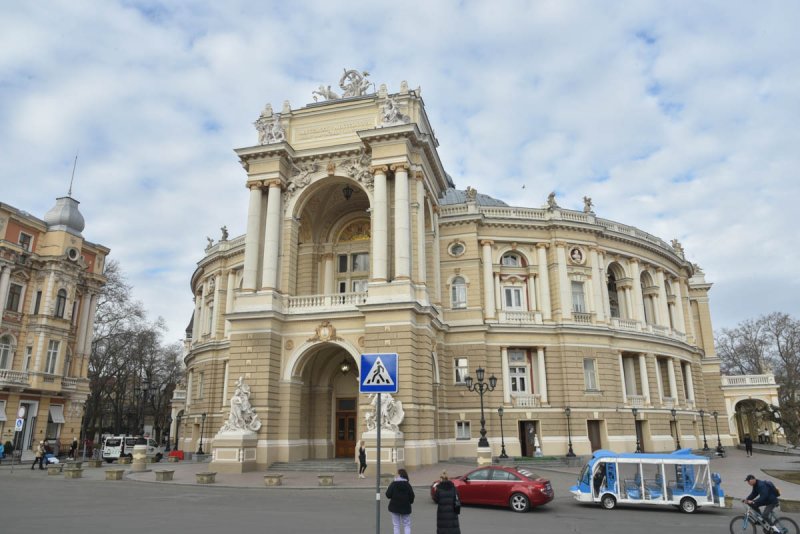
[
  {"x1": 75, "y1": 292, "x2": 92, "y2": 356},
  {"x1": 493, "y1": 273, "x2": 502, "y2": 313},
  {"x1": 242, "y1": 182, "x2": 264, "y2": 290},
  {"x1": 536, "y1": 244, "x2": 552, "y2": 320},
  {"x1": 481, "y1": 240, "x2": 496, "y2": 320},
  {"x1": 590, "y1": 248, "x2": 605, "y2": 322},
  {"x1": 537, "y1": 348, "x2": 548, "y2": 405},
  {"x1": 371, "y1": 166, "x2": 388, "y2": 282},
  {"x1": 684, "y1": 363, "x2": 695, "y2": 404},
  {"x1": 261, "y1": 179, "x2": 283, "y2": 290},
  {"x1": 322, "y1": 254, "x2": 335, "y2": 294},
  {"x1": 638, "y1": 353, "x2": 651, "y2": 405},
  {"x1": 667, "y1": 358, "x2": 679, "y2": 400},
  {"x1": 555, "y1": 243, "x2": 571, "y2": 320},
  {"x1": 392, "y1": 164, "x2": 411, "y2": 279},
  {"x1": 414, "y1": 172, "x2": 426, "y2": 285},
  {"x1": 432, "y1": 208, "x2": 441, "y2": 302},
  {"x1": 599, "y1": 252, "x2": 611, "y2": 319},
  {"x1": 652, "y1": 354, "x2": 664, "y2": 403},
  {"x1": 501, "y1": 347, "x2": 511, "y2": 404},
  {"x1": 629, "y1": 259, "x2": 644, "y2": 322},
  {"x1": 623, "y1": 286, "x2": 634, "y2": 320},
  {"x1": 673, "y1": 279, "x2": 687, "y2": 333},
  {"x1": 211, "y1": 275, "x2": 221, "y2": 337},
  {"x1": 656, "y1": 269, "x2": 671, "y2": 328},
  {"x1": 224, "y1": 271, "x2": 235, "y2": 338},
  {"x1": 198, "y1": 283, "x2": 208, "y2": 335},
  {"x1": 0, "y1": 265, "x2": 11, "y2": 322},
  {"x1": 191, "y1": 295, "x2": 200, "y2": 343},
  {"x1": 83, "y1": 293, "x2": 99, "y2": 355},
  {"x1": 618, "y1": 353, "x2": 628, "y2": 404},
  {"x1": 526, "y1": 275, "x2": 537, "y2": 311}
]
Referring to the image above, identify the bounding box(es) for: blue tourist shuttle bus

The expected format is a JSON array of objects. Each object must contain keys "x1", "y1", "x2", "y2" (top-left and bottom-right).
[{"x1": 571, "y1": 449, "x2": 724, "y2": 513}]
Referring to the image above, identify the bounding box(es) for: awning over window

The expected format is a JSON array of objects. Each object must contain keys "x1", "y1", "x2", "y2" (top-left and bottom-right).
[{"x1": 49, "y1": 404, "x2": 65, "y2": 424}]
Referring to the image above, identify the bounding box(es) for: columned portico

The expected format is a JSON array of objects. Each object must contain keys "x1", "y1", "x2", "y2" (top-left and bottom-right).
[
  {"x1": 242, "y1": 182, "x2": 264, "y2": 290},
  {"x1": 371, "y1": 166, "x2": 388, "y2": 282},
  {"x1": 261, "y1": 179, "x2": 283, "y2": 290},
  {"x1": 392, "y1": 163, "x2": 411, "y2": 280}
]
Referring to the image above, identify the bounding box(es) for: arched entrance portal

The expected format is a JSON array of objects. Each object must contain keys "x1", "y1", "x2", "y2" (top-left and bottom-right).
[
  {"x1": 734, "y1": 399, "x2": 771, "y2": 444},
  {"x1": 289, "y1": 341, "x2": 361, "y2": 459}
]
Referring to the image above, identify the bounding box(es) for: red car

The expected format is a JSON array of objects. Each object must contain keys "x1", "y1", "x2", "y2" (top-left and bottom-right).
[{"x1": 430, "y1": 465, "x2": 554, "y2": 513}]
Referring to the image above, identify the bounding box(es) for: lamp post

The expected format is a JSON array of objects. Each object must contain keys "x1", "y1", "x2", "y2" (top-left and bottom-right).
[
  {"x1": 564, "y1": 407, "x2": 576, "y2": 457},
  {"x1": 165, "y1": 416, "x2": 172, "y2": 452},
  {"x1": 712, "y1": 410, "x2": 724, "y2": 455},
  {"x1": 632, "y1": 407, "x2": 642, "y2": 453},
  {"x1": 699, "y1": 409, "x2": 709, "y2": 451},
  {"x1": 174, "y1": 413, "x2": 182, "y2": 451},
  {"x1": 670, "y1": 408, "x2": 681, "y2": 450},
  {"x1": 463, "y1": 367, "x2": 498, "y2": 448},
  {"x1": 197, "y1": 412, "x2": 207, "y2": 455},
  {"x1": 497, "y1": 407, "x2": 508, "y2": 459}
]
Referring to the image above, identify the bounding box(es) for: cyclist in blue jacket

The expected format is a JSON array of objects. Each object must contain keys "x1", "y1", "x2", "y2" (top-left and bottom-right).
[{"x1": 743, "y1": 474, "x2": 780, "y2": 529}]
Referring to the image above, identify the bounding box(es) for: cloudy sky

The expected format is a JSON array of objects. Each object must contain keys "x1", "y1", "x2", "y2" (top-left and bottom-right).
[{"x1": 2, "y1": 1, "x2": 798, "y2": 342}]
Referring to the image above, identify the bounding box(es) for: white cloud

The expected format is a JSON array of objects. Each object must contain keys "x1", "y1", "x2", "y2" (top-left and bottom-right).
[{"x1": 1, "y1": 0, "x2": 798, "y2": 339}]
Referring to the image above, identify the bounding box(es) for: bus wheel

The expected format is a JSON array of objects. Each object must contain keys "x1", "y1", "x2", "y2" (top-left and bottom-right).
[
  {"x1": 679, "y1": 497, "x2": 697, "y2": 514},
  {"x1": 601, "y1": 494, "x2": 616, "y2": 510}
]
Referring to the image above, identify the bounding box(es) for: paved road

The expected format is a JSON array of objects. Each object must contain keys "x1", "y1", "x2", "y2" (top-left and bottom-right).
[{"x1": 0, "y1": 468, "x2": 777, "y2": 534}]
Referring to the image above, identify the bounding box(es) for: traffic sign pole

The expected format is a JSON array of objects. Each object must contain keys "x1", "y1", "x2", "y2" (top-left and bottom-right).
[{"x1": 375, "y1": 393, "x2": 381, "y2": 534}]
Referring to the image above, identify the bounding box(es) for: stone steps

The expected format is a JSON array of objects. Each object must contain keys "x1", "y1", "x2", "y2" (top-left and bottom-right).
[{"x1": 267, "y1": 459, "x2": 358, "y2": 472}]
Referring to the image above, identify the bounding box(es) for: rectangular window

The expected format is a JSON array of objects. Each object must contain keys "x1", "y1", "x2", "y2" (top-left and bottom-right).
[
  {"x1": 19, "y1": 232, "x2": 33, "y2": 251},
  {"x1": 510, "y1": 366, "x2": 528, "y2": 393},
  {"x1": 45, "y1": 340, "x2": 60, "y2": 374},
  {"x1": 338, "y1": 281, "x2": 347, "y2": 294},
  {"x1": 351, "y1": 253, "x2": 369, "y2": 272},
  {"x1": 503, "y1": 287, "x2": 523, "y2": 309},
  {"x1": 454, "y1": 358, "x2": 468, "y2": 384},
  {"x1": 351, "y1": 279, "x2": 368, "y2": 292},
  {"x1": 571, "y1": 281, "x2": 586, "y2": 313},
  {"x1": 6, "y1": 283, "x2": 22, "y2": 312},
  {"x1": 34, "y1": 291, "x2": 42, "y2": 314},
  {"x1": 23, "y1": 346, "x2": 32, "y2": 371},
  {"x1": 338, "y1": 255, "x2": 348, "y2": 273},
  {"x1": 451, "y1": 284, "x2": 467, "y2": 309},
  {"x1": 456, "y1": 421, "x2": 471, "y2": 440},
  {"x1": 583, "y1": 358, "x2": 598, "y2": 391}
]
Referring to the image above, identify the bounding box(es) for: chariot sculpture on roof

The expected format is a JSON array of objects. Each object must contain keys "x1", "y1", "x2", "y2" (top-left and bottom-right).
[{"x1": 312, "y1": 68, "x2": 374, "y2": 101}]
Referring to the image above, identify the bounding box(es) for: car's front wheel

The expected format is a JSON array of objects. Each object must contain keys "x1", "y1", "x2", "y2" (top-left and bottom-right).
[
  {"x1": 509, "y1": 493, "x2": 530, "y2": 513},
  {"x1": 601, "y1": 494, "x2": 617, "y2": 510}
]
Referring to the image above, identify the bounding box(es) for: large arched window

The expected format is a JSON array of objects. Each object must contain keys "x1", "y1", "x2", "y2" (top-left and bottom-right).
[
  {"x1": 451, "y1": 276, "x2": 467, "y2": 309},
  {"x1": 0, "y1": 335, "x2": 13, "y2": 369},
  {"x1": 501, "y1": 253, "x2": 523, "y2": 267},
  {"x1": 55, "y1": 289, "x2": 67, "y2": 318}
]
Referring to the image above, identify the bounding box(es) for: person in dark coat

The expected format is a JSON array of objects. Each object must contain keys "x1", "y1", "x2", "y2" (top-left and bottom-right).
[
  {"x1": 433, "y1": 471, "x2": 461, "y2": 534},
  {"x1": 386, "y1": 468, "x2": 414, "y2": 534},
  {"x1": 744, "y1": 434, "x2": 753, "y2": 457},
  {"x1": 358, "y1": 440, "x2": 367, "y2": 478}
]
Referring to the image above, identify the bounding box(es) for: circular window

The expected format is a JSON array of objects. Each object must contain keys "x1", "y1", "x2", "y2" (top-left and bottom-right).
[{"x1": 449, "y1": 242, "x2": 465, "y2": 257}]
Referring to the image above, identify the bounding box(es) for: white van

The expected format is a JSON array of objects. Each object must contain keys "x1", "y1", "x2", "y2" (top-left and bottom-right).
[{"x1": 102, "y1": 435, "x2": 164, "y2": 463}]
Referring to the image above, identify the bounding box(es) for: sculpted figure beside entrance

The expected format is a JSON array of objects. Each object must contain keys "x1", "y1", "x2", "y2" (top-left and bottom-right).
[
  {"x1": 364, "y1": 393, "x2": 404, "y2": 433},
  {"x1": 220, "y1": 376, "x2": 262, "y2": 433}
]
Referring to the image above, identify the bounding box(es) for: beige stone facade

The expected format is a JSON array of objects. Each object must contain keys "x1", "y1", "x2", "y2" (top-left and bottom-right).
[
  {"x1": 181, "y1": 78, "x2": 735, "y2": 470},
  {"x1": 0, "y1": 197, "x2": 108, "y2": 458}
]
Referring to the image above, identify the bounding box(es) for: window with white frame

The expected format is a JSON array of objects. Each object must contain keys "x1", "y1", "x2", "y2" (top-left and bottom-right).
[
  {"x1": 45, "y1": 340, "x2": 59, "y2": 374},
  {"x1": 501, "y1": 253, "x2": 521, "y2": 267},
  {"x1": 55, "y1": 289, "x2": 67, "y2": 318},
  {"x1": 451, "y1": 276, "x2": 467, "y2": 309},
  {"x1": 454, "y1": 357, "x2": 469, "y2": 384},
  {"x1": 18, "y1": 232, "x2": 33, "y2": 251},
  {"x1": 503, "y1": 286, "x2": 524, "y2": 310},
  {"x1": 336, "y1": 252, "x2": 369, "y2": 293},
  {"x1": 0, "y1": 335, "x2": 13, "y2": 369},
  {"x1": 583, "y1": 358, "x2": 598, "y2": 391},
  {"x1": 456, "y1": 421, "x2": 471, "y2": 440},
  {"x1": 508, "y1": 350, "x2": 529, "y2": 393},
  {"x1": 571, "y1": 281, "x2": 586, "y2": 312},
  {"x1": 5, "y1": 283, "x2": 23, "y2": 312}
]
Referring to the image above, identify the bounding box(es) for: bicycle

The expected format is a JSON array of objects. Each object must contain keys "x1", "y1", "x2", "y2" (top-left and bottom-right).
[{"x1": 729, "y1": 502, "x2": 799, "y2": 534}]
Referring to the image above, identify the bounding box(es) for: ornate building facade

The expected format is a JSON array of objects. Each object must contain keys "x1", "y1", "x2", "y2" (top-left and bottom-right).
[
  {"x1": 0, "y1": 196, "x2": 108, "y2": 458},
  {"x1": 180, "y1": 72, "x2": 737, "y2": 471}
]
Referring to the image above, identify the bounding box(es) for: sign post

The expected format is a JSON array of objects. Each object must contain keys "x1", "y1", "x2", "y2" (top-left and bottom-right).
[{"x1": 360, "y1": 353, "x2": 398, "y2": 534}]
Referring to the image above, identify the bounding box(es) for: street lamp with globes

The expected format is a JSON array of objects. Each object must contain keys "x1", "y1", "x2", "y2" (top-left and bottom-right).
[
  {"x1": 699, "y1": 409, "x2": 710, "y2": 451},
  {"x1": 463, "y1": 367, "x2": 497, "y2": 448},
  {"x1": 497, "y1": 407, "x2": 508, "y2": 459}
]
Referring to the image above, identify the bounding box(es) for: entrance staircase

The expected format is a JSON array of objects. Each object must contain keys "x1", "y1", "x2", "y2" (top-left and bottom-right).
[{"x1": 267, "y1": 458, "x2": 358, "y2": 472}]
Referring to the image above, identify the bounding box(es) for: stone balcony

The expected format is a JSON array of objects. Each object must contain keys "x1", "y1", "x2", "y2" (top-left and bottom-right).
[
  {"x1": 721, "y1": 374, "x2": 776, "y2": 387},
  {"x1": 512, "y1": 394, "x2": 542, "y2": 408},
  {"x1": 497, "y1": 310, "x2": 543, "y2": 325},
  {"x1": 0, "y1": 368, "x2": 30, "y2": 388},
  {"x1": 285, "y1": 292, "x2": 368, "y2": 314},
  {"x1": 626, "y1": 395, "x2": 647, "y2": 407}
]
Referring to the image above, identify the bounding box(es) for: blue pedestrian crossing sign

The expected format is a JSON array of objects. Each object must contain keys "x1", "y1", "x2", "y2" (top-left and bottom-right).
[
  {"x1": 15, "y1": 418, "x2": 24, "y2": 432},
  {"x1": 359, "y1": 353, "x2": 398, "y2": 393}
]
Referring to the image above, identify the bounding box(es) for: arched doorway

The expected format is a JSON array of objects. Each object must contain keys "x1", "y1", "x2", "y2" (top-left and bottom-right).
[
  {"x1": 734, "y1": 399, "x2": 771, "y2": 443},
  {"x1": 287, "y1": 341, "x2": 361, "y2": 459}
]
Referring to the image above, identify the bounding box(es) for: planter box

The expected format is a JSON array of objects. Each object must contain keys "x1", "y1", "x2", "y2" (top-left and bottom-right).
[
  {"x1": 196, "y1": 472, "x2": 216, "y2": 484},
  {"x1": 105, "y1": 469, "x2": 125, "y2": 481},
  {"x1": 155, "y1": 470, "x2": 175, "y2": 482},
  {"x1": 118, "y1": 457, "x2": 132, "y2": 465},
  {"x1": 318, "y1": 474, "x2": 334, "y2": 487},
  {"x1": 264, "y1": 474, "x2": 283, "y2": 486},
  {"x1": 47, "y1": 464, "x2": 63, "y2": 475},
  {"x1": 87, "y1": 459, "x2": 104, "y2": 468}
]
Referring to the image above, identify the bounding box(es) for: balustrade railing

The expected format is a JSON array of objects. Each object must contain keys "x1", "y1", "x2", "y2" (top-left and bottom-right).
[
  {"x1": 61, "y1": 376, "x2": 80, "y2": 389},
  {"x1": 286, "y1": 292, "x2": 368, "y2": 313},
  {"x1": 572, "y1": 312, "x2": 592, "y2": 324},
  {"x1": 498, "y1": 310, "x2": 542, "y2": 324},
  {"x1": 721, "y1": 374, "x2": 777, "y2": 387},
  {"x1": 627, "y1": 395, "x2": 646, "y2": 407},
  {"x1": 0, "y1": 369, "x2": 30, "y2": 385},
  {"x1": 513, "y1": 394, "x2": 542, "y2": 408}
]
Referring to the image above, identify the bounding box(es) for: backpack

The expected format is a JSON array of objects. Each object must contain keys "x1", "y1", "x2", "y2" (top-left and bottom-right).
[{"x1": 766, "y1": 480, "x2": 781, "y2": 498}]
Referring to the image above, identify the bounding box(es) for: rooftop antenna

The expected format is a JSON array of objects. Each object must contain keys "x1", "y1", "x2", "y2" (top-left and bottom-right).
[{"x1": 68, "y1": 151, "x2": 78, "y2": 196}]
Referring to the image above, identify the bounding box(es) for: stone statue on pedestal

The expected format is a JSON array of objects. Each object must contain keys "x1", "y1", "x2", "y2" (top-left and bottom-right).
[{"x1": 220, "y1": 377, "x2": 261, "y2": 433}]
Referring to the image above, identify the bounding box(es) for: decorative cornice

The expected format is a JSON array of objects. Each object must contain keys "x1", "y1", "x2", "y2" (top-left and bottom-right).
[{"x1": 390, "y1": 163, "x2": 410, "y2": 172}]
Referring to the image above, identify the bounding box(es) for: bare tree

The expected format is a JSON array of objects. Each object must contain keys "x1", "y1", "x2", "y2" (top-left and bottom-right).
[{"x1": 716, "y1": 312, "x2": 800, "y2": 445}]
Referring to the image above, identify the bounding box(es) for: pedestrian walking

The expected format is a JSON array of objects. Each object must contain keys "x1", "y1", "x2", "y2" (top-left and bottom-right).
[
  {"x1": 744, "y1": 434, "x2": 753, "y2": 457},
  {"x1": 69, "y1": 437, "x2": 78, "y2": 460},
  {"x1": 386, "y1": 468, "x2": 414, "y2": 534},
  {"x1": 433, "y1": 471, "x2": 461, "y2": 534},
  {"x1": 358, "y1": 440, "x2": 367, "y2": 478},
  {"x1": 31, "y1": 441, "x2": 46, "y2": 470}
]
